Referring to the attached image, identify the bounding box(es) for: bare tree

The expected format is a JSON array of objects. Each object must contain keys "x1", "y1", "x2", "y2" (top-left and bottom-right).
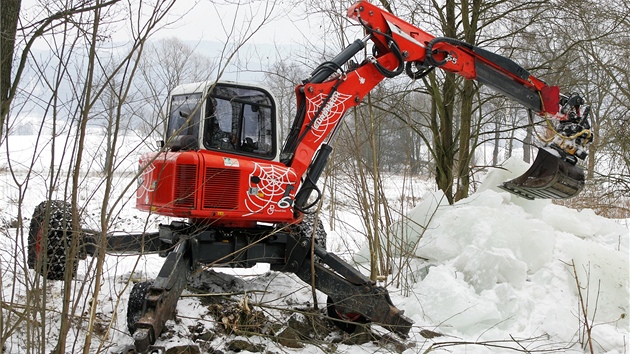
[
  {"x1": 134, "y1": 37, "x2": 215, "y2": 140},
  {"x1": 264, "y1": 60, "x2": 306, "y2": 141},
  {"x1": 1, "y1": 0, "x2": 288, "y2": 351},
  {"x1": 0, "y1": 0, "x2": 22, "y2": 143}
]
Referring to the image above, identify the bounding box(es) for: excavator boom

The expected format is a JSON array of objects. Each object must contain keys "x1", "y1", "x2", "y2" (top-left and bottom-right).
[{"x1": 282, "y1": 1, "x2": 591, "y2": 204}]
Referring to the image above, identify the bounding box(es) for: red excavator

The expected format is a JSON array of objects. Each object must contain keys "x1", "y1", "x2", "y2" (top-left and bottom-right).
[{"x1": 28, "y1": 1, "x2": 592, "y2": 353}]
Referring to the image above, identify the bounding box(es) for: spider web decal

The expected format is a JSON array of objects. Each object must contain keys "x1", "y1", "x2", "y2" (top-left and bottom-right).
[
  {"x1": 245, "y1": 163, "x2": 297, "y2": 216},
  {"x1": 138, "y1": 162, "x2": 156, "y2": 205},
  {"x1": 307, "y1": 91, "x2": 353, "y2": 142}
]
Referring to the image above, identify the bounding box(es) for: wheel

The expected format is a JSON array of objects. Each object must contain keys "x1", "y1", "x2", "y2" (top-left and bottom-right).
[
  {"x1": 127, "y1": 281, "x2": 152, "y2": 335},
  {"x1": 326, "y1": 296, "x2": 368, "y2": 333},
  {"x1": 28, "y1": 200, "x2": 77, "y2": 280},
  {"x1": 297, "y1": 213, "x2": 327, "y2": 250}
]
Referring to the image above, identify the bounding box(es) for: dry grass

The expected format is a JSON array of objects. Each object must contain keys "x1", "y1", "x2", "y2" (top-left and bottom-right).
[{"x1": 554, "y1": 182, "x2": 630, "y2": 219}]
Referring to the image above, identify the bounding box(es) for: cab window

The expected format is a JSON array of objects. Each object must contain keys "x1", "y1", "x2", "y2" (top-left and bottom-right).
[{"x1": 167, "y1": 93, "x2": 202, "y2": 142}]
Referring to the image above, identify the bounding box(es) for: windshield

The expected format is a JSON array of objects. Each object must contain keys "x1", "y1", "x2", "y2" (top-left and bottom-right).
[{"x1": 166, "y1": 93, "x2": 202, "y2": 143}]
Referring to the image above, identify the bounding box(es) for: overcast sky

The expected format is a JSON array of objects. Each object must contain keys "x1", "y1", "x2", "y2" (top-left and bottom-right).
[
  {"x1": 119, "y1": 1, "x2": 321, "y2": 46},
  {"x1": 127, "y1": 0, "x2": 363, "y2": 82}
]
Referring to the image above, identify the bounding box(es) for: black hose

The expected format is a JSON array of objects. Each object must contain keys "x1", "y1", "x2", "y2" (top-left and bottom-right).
[
  {"x1": 356, "y1": 12, "x2": 404, "y2": 78},
  {"x1": 373, "y1": 39, "x2": 405, "y2": 78},
  {"x1": 405, "y1": 62, "x2": 434, "y2": 80},
  {"x1": 425, "y1": 37, "x2": 472, "y2": 67}
]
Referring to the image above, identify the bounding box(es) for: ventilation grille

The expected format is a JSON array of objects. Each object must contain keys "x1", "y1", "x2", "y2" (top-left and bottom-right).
[
  {"x1": 174, "y1": 164, "x2": 197, "y2": 208},
  {"x1": 203, "y1": 168, "x2": 240, "y2": 210}
]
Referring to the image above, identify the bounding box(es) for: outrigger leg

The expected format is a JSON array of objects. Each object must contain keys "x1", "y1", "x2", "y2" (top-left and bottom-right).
[
  {"x1": 129, "y1": 240, "x2": 191, "y2": 353},
  {"x1": 285, "y1": 233, "x2": 413, "y2": 336}
]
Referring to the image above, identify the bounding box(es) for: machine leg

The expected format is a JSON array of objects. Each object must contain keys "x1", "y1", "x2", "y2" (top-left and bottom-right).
[
  {"x1": 130, "y1": 240, "x2": 191, "y2": 353},
  {"x1": 292, "y1": 242, "x2": 413, "y2": 336}
]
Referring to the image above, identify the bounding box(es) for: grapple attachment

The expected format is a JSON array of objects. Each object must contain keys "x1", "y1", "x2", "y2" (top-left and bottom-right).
[{"x1": 499, "y1": 147, "x2": 585, "y2": 200}]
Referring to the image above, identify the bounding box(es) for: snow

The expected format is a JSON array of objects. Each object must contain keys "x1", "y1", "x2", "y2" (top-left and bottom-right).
[
  {"x1": 0, "y1": 135, "x2": 628, "y2": 353},
  {"x1": 391, "y1": 158, "x2": 629, "y2": 353}
]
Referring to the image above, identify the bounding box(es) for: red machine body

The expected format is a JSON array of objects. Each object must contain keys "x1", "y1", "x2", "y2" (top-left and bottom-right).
[
  {"x1": 135, "y1": 81, "x2": 301, "y2": 227},
  {"x1": 136, "y1": 150, "x2": 299, "y2": 226}
]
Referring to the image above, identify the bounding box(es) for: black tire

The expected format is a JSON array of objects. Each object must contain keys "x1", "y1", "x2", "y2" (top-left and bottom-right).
[
  {"x1": 297, "y1": 213, "x2": 327, "y2": 250},
  {"x1": 326, "y1": 296, "x2": 368, "y2": 334},
  {"x1": 28, "y1": 200, "x2": 77, "y2": 280},
  {"x1": 127, "y1": 281, "x2": 152, "y2": 335}
]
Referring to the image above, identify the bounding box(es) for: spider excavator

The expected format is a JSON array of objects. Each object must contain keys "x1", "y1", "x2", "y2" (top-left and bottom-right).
[{"x1": 27, "y1": 1, "x2": 592, "y2": 353}]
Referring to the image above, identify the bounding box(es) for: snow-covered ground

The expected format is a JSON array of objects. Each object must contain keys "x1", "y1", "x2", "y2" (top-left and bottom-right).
[{"x1": 0, "y1": 134, "x2": 628, "y2": 353}]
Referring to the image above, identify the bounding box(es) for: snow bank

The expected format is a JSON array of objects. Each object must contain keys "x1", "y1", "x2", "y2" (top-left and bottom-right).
[{"x1": 395, "y1": 158, "x2": 629, "y2": 352}]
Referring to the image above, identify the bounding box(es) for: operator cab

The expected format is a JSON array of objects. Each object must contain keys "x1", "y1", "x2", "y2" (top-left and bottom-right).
[{"x1": 165, "y1": 81, "x2": 278, "y2": 160}]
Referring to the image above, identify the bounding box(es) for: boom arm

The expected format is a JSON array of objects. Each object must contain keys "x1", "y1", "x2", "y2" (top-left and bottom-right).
[
  {"x1": 346, "y1": 1, "x2": 562, "y2": 115},
  {"x1": 282, "y1": 1, "x2": 591, "y2": 206}
]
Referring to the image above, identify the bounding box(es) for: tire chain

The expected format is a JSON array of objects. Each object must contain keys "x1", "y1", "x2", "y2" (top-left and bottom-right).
[
  {"x1": 127, "y1": 281, "x2": 153, "y2": 334},
  {"x1": 295, "y1": 213, "x2": 327, "y2": 251},
  {"x1": 28, "y1": 200, "x2": 77, "y2": 280}
]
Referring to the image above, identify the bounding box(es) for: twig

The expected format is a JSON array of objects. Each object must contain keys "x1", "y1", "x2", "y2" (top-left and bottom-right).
[
  {"x1": 423, "y1": 335, "x2": 573, "y2": 353},
  {"x1": 181, "y1": 290, "x2": 268, "y2": 297},
  {"x1": 570, "y1": 259, "x2": 595, "y2": 353}
]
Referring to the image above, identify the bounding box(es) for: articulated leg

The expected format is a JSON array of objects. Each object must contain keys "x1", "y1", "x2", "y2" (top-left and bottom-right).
[
  {"x1": 292, "y1": 245, "x2": 413, "y2": 336},
  {"x1": 130, "y1": 240, "x2": 191, "y2": 352}
]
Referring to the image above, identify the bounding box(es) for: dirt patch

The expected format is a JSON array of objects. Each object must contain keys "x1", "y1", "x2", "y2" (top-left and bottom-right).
[{"x1": 182, "y1": 269, "x2": 411, "y2": 352}]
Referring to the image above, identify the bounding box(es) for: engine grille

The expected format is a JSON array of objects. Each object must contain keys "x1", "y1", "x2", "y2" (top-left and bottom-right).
[
  {"x1": 174, "y1": 164, "x2": 197, "y2": 208},
  {"x1": 203, "y1": 168, "x2": 240, "y2": 210}
]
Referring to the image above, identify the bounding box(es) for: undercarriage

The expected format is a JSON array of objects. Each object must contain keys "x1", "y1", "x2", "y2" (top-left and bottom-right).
[{"x1": 81, "y1": 217, "x2": 413, "y2": 353}]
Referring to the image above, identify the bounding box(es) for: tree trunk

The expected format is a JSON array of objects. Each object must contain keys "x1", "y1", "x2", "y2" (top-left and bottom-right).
[
  {"x1": 455, "y1": 80, "x2": 474, "y2": 202},
  {"x1": 430, "y1": 71, "x2": 456, "y2": 204},
  {"x1": 0, "y1": 0, "x2": 21, "y2": 141},
  {"x1": 428, "y1": 0, "x2": 457, "y2": 204},
  {"x1": 453, "y1": 0, "x2": 480, "y2": 202},
  {"x1": 523, "y1": 124, "x2": 533, "y2": 163},
  {"x1": 492, "y1": 120, "x2": 501, "y2": 166}
]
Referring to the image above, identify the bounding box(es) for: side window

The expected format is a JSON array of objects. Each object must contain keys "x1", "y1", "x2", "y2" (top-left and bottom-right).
[
  {"x1": 204, "y1": 98, "x2": 236, "y2": 150},
  {"x1": 166, "y1": 93, "x2": 201, "y2": 145},
  {"x1": 240, "y1": 104, "x2": 273, "y2": 156}
]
